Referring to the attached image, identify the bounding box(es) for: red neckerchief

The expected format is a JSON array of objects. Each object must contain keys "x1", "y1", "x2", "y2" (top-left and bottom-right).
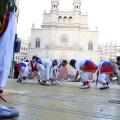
[
  {"x1": 0, "y1": 89, "x2": 6, "y2": 102},
  {"x1": 30, "y1": 61, "x2": 38, "y2": 72}
]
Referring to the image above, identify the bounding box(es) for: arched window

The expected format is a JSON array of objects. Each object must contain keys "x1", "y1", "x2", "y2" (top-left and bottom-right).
[
  {"x1": 35, "y1": 38, "x2": 40, "y2": 48},
  {"x1": 88, "y1": 41, "x2": 93, "y2": 50},
  {"x1": 64, "y1": 16, "x2": 67, "y2": 24},
  {"x1": 69, "y1": 17, "x2": 72, "y2": 24},
  {"x1": 58, "y1": 16, "x2": 62, "y2": 23}
]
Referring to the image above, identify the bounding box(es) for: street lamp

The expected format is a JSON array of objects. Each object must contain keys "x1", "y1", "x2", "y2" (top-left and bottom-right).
[{"x1": 9, "y1": 33, "x2": 21, "y2": 78}]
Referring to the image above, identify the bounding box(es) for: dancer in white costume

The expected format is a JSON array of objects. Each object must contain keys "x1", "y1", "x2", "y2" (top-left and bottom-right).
[
  {"x1": 96, "y1": 60, "x2": 114, "y2": 89},
  {"x1": 114, "y1": 56, "x2": 120, "y2": 85},
  {"x1": 17, "y1": 60, "x2": 30, "y2": 83},
  {"x1": 29, "y1": 56, "x2": 41, "y2": 83},
  {"x1": 17, "y1": 58, "x2": 28, "y2": 82},
  {"x1": 36, "y1": 59, "x2": 53, "y2": 85},
  {"x1": 0, "y1": 2, "x2": 19, "y2": 118},
  {"x1": 29, "y1": 56, "x2": 51, "y2": 85},
  {"x1": 69, "y1": 59, "x2": 98, "y2": 89},
  {"x1": 30, "y1": 57, "x2": 67, "y2": 85},
  {"x1": 51, "y1": 60, "x2": 62, "y2": 80},
  {"x1": 51, "y1": 60, "x2": 68, "y2": 80}
]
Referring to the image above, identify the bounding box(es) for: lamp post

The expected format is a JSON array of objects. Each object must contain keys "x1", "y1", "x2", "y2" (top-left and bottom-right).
[{"x1": 9, "y1": 33, "x2": 21, "y2": 78}]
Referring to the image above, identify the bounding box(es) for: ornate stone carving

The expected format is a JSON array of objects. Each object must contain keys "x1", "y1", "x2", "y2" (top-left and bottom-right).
[
  {"x1": 45, "y1": 44, "x2": 83, "y2": 51},
  {"x1": 59, "y1": 34, "x2": 69, "y2": 45}
]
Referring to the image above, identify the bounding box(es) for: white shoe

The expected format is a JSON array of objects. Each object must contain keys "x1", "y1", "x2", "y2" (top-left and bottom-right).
[
  {"x1": 33, "y1": 77, "x2": 37, "y2": 81},
  {"x1": 99, "y1": 85, "x2": 108, "y2": 90},
  {"x1": 21, "y1": 80, "x2": 25, "y2": 84},
  {"x1": 80, "y1": 85, "x2": 90, "y2": 89},
  {"x1": 46, "y1": 81, "x2": 51, "y2": 86},
  {"x1": 51, "y1": 82, "x2": 58, "y2": 85},
  {"x1": 88, "y1": 80, "x2": 95, "y2": 83}
]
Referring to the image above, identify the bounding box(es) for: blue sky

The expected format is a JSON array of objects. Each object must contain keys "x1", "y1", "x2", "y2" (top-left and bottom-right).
[{"x1": 17, "y1": 0, "x2": 120, "y2": 43}]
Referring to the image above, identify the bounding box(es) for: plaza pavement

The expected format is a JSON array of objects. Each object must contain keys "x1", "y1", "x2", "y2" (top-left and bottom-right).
[{"x1": 1, "y1": 79, "x2": 120, "y2": 120}]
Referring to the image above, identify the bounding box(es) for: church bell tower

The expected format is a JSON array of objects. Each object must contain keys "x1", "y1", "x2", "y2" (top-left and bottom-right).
[
  {"x1": 51, "y1": 0, "x2": 59, "y2": 13},
  {"x1": 73, "y1": 0, "x2": 81, "y2": 14},
  {"x1": 50, "y1": 0, "x2": 59, "y2": 25}
]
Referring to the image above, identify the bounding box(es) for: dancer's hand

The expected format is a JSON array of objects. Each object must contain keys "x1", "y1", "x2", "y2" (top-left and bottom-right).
[
  {"x1": 0, "y1": 89, "x2": 3, "y2": 94},
  {"x1": 96, "y1": 79, "x2": 98, "y2": 86}
]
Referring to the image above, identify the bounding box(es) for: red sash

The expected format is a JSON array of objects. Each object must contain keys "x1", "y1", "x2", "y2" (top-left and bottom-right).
[
  {"x1": 100, "y1": 64, "x2": 114, "y2": 74},
  {"x1": 17, "y1": 65, "x2": 22, "y2": 72},
  {"x1": 0, "y1": 4, "x2": 10, "y2": 37},
  {"x1": 30, "y1": 60, "x2": 38, "y2": 72},
  {"x1": 82, "y1": 61, "x2": 98, "y2": 73}
]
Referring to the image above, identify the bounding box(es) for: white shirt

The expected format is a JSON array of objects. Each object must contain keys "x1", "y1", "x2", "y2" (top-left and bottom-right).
[
  {"x1": 24, "y1": 62, "x2": 31, "y2": 70},
  {"x1": 53, "y1": 60, "x2": 62, "y2": 69},
  {"x1": 114, "y1": 62, "x2": 120, "y2": 74},
  {"x1": 75, "y1": 60, "x2": 86, "y2": 72},
  {"x1": 38, "y1": 59, "x2": 52, "y2": 68},
  {"x1": 97, "y1": 61, "x2": 104, "y2": 72}
]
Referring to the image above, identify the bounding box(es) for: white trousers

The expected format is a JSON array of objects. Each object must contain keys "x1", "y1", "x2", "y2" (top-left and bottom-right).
[
  {"x1": 19, "y1": 66, "x2": 29, "y2": 78},
  {"x1": 117, "y1": 72, "x2": 120, "y2": 77},
  {"x1": 98, "y1": 73, "x2": 110, "y2": 84},
  {"x1": 45, "y1": 61, "x2": 52, "y2": 80},
  {"x1": 36, "y1": 63, "x2": 46, "y2": 81},
  {"x1": 0, "y1": 13, "x2": 15, "y2": 88},
  {"x1": 50, "y1": 68, "x2": 60, "y2": 79},
  {"x1": 80, "y1": 71, "x2": 91, "y2": 82}
]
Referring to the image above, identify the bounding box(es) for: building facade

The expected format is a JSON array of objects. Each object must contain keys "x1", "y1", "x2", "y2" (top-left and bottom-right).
[
  {"x1": 27, "y1": 0, "x2": 101, "y2": 73},
  {"x1": 14, "y1": 0, "x2": 20, "y2": 63},
  {"x1": 14, "y1": 0, "x2": 20, "y2": 33},
  {"x1": 14, "y1": 0, "x2": 29, "y2": 63},
  {"x1": 101, "y1": 42, "x2": 120, "y2": 60},
  {"x1": 15, "y1": 38, "x2": 29, "y2": 63}
]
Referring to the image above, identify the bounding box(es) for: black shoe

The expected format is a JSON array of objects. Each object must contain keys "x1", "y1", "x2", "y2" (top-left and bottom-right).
[
  {"x1": 16, "y1": 78, "x2": 22, "y2": 82},
  {"x1": 99, "y1": 85, "x2": 108, "y2": 90}
]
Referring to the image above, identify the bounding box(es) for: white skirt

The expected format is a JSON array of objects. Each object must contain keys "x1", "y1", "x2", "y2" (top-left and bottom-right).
[{"x1": 0, "y1": 13, "x2": 15, "y2": 88}]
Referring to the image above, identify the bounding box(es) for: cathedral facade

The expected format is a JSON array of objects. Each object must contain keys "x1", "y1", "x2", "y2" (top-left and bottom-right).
[{"x1": 27, "y1": 0, "x2": 101, "y2": 67}]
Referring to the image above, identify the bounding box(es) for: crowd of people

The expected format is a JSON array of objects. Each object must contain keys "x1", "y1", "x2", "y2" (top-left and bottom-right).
[
  {"x1": 17, "y1": 55, "x2": 120, "y2": 90},
  {"x1": 17, "y1": 56, "x2": 68, "y2": 85}
]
